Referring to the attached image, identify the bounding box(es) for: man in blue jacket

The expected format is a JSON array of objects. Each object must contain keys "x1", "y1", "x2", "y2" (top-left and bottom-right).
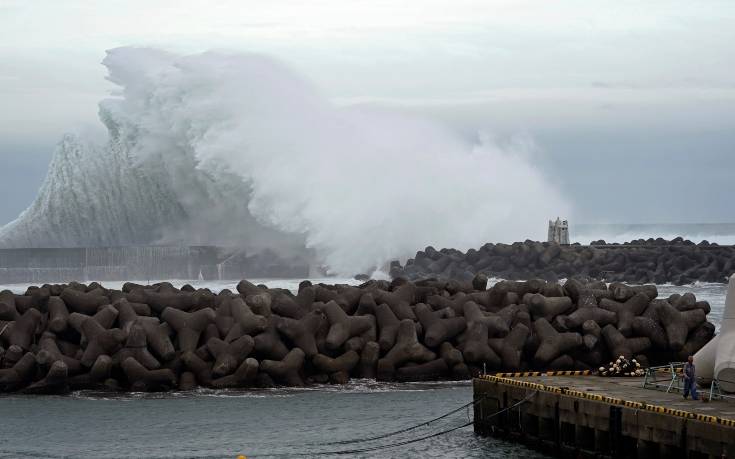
[{"x1": 683, "y1": 355, "x2": 698, "y2": 400}]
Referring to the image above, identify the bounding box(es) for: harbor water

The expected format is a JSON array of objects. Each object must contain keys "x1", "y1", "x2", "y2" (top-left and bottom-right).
[{"x1": 0, "y1": 279, "x2": 726, "y2": 458}]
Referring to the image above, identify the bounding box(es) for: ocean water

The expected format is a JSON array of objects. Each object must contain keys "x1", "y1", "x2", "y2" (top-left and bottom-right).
[
  {"x1": 572, "y1": 222, "x2": 735, "y2": 245},
  {"x1": 0, "y1": 382, "x2": 551, "y2": 459},
  {"x1": 0, "y1": 279, "x2": 727, "y2": 458}
]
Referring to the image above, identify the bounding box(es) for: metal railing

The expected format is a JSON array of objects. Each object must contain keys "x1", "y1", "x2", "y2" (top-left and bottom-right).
[
  {"x1": 706, "y1": 378, "x2": 735, "y2": 401},
  {"x1": 643, "y1": 363, "x2": 735, "y2": 401},
  {"x1": 642, "y1": 362, "x2": 686, "y2": 393}
]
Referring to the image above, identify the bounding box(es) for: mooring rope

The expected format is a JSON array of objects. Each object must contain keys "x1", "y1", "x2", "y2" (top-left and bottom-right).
[
  {"x1": 310, "y1": 394, "x2": 490, "y2": 447},
  {"x1": 246, "y1": 391, "x2": 538, "y2": 458}
]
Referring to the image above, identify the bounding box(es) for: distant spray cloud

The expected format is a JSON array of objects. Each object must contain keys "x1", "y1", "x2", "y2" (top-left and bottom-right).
[{"x1": 0, "y1": 47, "x2": 570, "y2": 275}]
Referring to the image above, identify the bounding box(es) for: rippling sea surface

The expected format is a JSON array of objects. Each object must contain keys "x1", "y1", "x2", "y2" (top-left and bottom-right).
[
  {"x1": 0, "y1": 279, "x2": 727, "y2": 458},
  {"x1": 0, "y1": 382, "x2": 553, "y2": 459}
]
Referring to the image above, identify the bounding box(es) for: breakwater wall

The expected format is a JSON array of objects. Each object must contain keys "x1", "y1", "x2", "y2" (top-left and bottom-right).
[
  {"x1": 0, "y1": 246, "x2": 310, "y2": 283},
  {"x1": 474, "y1": 374, "x2": 735, "y2": 458},
  {"x1": 391, "y1": 238, "x2": 735, "y2": 285},
  {"x1": 0, "y1": 276, "x2": 714, "y2": 393}
]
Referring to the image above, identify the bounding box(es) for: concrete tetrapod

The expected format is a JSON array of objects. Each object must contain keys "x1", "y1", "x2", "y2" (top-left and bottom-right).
[
  {"x1": 525, "y1": 294, "x2": 573, "y2": 321},
  {"x1": 207, "y1": 335, "x2": 255, "y2": 378},
  {"x1": 113, "y1": 324, "x2": 161, "y2": 370},
  {"x1": 439, "y1": 342, "x2": 464, "y2": 368},
  {"x1": 318, "y1": 301, "x2": 373, "y2": 350},
  {"x1": 139, "y1": 319, "x2": 176, "y2": 362},
  {"x1": 77, "y1": 314, "x2": 126, "y2": 367},
  {"x1": 2, "y1": 344, "x2": 23, "y2": 366},
  {"x1": 47, "y1": 296, "x2": 69, "y2": 333},
  {"x1": 161, "y1": 307, "x2": 216, "y2": 353},
  {"x1": 122, "y1": 356, "x2": 177, "y2": 391},
  {"x1": 415, "y1": 303, "x2": 466, "y2": 347},
  {"x1": 211, "y1": 358, "x2": 259, "y2": 388},
  {"x1": 5, "y1": 308, "x2": 41, "y2": 350},
  {"x1": 0, "y1": 352, "x2": 36, "y2": 391},
  {"x1": 92, "y1": 305, "x2": 120, "y2": 330},
  {"x1": 271, "y1": 292, "x2": 305, "y2": 319},
  {"x1": 355, "y1": 293, "x2": 377, "y2": 316},
  {"x1": 66, "y1": 354, "x2": 114, "y2": 390},
  {"x1": 560, "y1": 306, "x2": 617, "y2": 330},
  {"x1": 581, "y1": 320, "x2": 602, "y2": 349},
  {"x1": 533, "y1": 318, "x2": 583, "y2": 366},
  {"x1": 181, "y1": 351, "x2": 213, "y2": 387},
  {"x1": 276, "y1": 311, "x2": 324, "y2": 358},
  {"x1": 358, "y1": 341, "x2": 380, "y2": 379},
  {"x1": 631, "y1": 316, "x2": 668, "y2": 350},
  {"x1": 245, "y1": 292, "x2": 272, "y2": 317},
  {"x1": 694, "y1": 334, "x2": 720, "y2": 383},
  {"x1": 0, "y1": 291, "x2": 19, "y2": 320},
  {"x1": 714, "y1": 274, "x2": 735, "y2": 391},
  {"x1": 229, "y1": 297, "x2": 268, "y2": 336},
  {"x1": 254, "y1": 317, "x2": 290, "y2": 360},
  {"x1": 60, "y1": 289, "x2": 107, "y2": 315},
  {"x1": 599, "y1": 293, "x2": 651, "y2": 337},
  {"x1": 377, "y1": 319, "x2": 436, "y2": 380},
  {"x1": 374, "y1": 303, "x2": 400, "y2": 352},
  {"x1": 23, "y1": 360, "x2": 68, "y2": 394},
  {"x1": 489, "y1": 323, "x2": 530, "y2": 370},
  {"x1": 260, "y1": 348, "x2": 306, "y2": 386},
  {"x1": 460, "y1": 323, "x2": 501, "y2": 368},
  {"x1": 679, "y1": 322, "x2": 715, "y2": 361},
  {"x1": 601, "y1": 324, "x2": 651, "y2": 359},
  {"x1": 0, "y1": 301, "x2": 19, "y2": 321},
  {"x1": 114, "y1": 299, "x2": 148, "y2": 332},
  {"x1": 138, "y1": 290, "x2": 198, "y2": 314},
  {"x1": 396, "y1": 358, "x2": 449, "y2": 381},
  {"x1": 38, "y1": 332, "x2": 82, "y2": 374},
  {"x1": 0, "y1": 277, "x2": 720, "y2": 392},
  {"x1": 463, "y1": 302, "x2": 508, "y2": 336},
  {"x1": 655, "y1": 302, "x2": 707, "y2": 351},
  {"x1": 312, "y1": 350, "x2": 360, "y2": 380},
  {"x1": 372, "y1": 284, "x2": 416, "y2": 312}
]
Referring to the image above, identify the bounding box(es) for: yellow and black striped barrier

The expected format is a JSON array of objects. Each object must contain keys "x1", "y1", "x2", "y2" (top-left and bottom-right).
[
  {"x1": 544, "y1": 370, "x2": 593, "y2": 376},
  {"x1": 492, "y1": 370, "x2": 592, "y2": 378},
  {"x1": 478, "y1": 374, "x2": 735, "y2": 427}
]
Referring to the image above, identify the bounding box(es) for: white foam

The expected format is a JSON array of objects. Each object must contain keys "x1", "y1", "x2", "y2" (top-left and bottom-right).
[{"x1": 0, "y1": 47, "x2": 569, "y2": 275}]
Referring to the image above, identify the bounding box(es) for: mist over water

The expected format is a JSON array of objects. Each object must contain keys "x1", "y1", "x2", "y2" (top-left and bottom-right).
[
  {"x1": 572, "y1": 223, "x2": 735, "y2": 246},
  {"x1": 0, "y1": 47, "x2": 568, "y2": 275}
]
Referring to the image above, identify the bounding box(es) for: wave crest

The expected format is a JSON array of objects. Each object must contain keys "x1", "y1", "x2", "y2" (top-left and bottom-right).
[{"x1": 0, "y1": 47, "x2": 569, "y2": 274}]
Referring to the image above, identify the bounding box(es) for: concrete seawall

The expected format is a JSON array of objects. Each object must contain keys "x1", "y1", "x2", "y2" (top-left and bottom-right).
[
  {"x1": 0, "y1": 246, "x2": 311, "y2": 283},
  {"x1": 474, "y1": 374, "x2": 735, "y2": 458}
]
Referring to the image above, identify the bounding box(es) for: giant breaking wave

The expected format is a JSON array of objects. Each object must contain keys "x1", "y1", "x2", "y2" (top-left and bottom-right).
[{"x1": 0, "y1": 47, "x2": 569, "y2": 275}]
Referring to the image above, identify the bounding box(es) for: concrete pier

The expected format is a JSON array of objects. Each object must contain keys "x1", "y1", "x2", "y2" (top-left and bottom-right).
[{"x1": 474, "y1": 374, "x2": 735, "y2": 458}]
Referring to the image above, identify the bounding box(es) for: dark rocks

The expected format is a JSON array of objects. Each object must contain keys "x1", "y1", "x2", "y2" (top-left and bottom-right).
[
  {"x1": 391, "y1": 240, "x2": 734, "y2": 285},
  {"x1": 261, "y1": 348, "x2": 306, "y2": 386},
  {"x1": 377, "y1": 320, "x2": 435, "y2": 380},
  {"x1": 0, "y1": 277, "x2": 717, "y2": 392}
]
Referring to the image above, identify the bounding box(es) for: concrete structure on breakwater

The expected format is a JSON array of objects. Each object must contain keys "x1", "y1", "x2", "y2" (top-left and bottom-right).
[
  {"x1": 548, "y1": 218, "x2": 570, "y2": 245},
  {"x1": 474, "y1": 374, "x2": 735, "y2": 458},
  {"x1": 0, "y1": 246, "x2": 312, "y2": 284}
]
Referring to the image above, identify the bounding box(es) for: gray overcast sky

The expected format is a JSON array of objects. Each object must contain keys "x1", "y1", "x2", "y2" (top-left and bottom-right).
[{"x1": 0, "y1": 0, "x2": 733, "y2": 225}]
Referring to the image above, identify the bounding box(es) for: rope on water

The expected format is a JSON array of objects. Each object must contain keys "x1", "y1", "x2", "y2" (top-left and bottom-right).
[
  {"x1": 310, "y1": 393, "x2": 490, "y2": 447},
  {"x1": 247, "y1": 391, "x2": 538, "y2": 458}
]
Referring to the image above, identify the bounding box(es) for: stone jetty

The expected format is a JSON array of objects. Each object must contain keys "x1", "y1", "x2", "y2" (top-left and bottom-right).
[{"x1": 390, "y1": 238, "x2": 735, "y2": 285}]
